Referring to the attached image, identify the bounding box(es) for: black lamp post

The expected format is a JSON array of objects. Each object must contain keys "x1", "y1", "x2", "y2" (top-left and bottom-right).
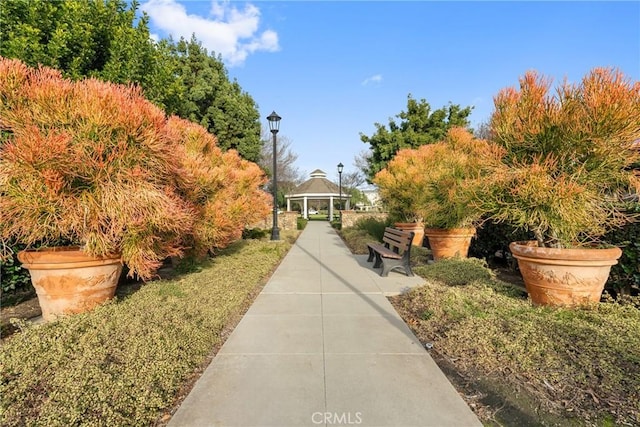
[
  {"x1": 267, "y1": 111, "x2": 281, "y2": 240},
  {"x1": 337, "y1": 162, "x2": 344, "y2": 216}
]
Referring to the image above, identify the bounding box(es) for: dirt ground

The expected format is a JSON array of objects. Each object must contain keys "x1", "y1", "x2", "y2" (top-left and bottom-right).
[{"x1": 1, "y1": 294, "x2": 41, "y2": 327}]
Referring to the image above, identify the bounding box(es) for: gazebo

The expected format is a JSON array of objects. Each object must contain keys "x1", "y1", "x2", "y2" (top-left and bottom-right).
[{"x1": 286, "y1": 169, "x2": 351, "y2": 219}]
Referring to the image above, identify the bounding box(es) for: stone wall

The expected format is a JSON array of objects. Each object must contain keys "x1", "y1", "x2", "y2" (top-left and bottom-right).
[
  {"x1": 340, "y1": 210, "x2": 389, "y2": 228},
  {"x1": 248, "y1": 211, "x2": 299, "y2": 231}
]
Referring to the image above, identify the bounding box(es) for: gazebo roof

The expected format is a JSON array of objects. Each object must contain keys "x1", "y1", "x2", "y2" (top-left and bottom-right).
[{"x1": 292, "y1": 169, "x2": 340, "y2": 195}]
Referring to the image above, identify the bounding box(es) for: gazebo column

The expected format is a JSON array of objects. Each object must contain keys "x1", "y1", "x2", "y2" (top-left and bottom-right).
[
  {"x1": 287, "y1": 198, "x2": 291, "y2": 212},
  {"x1": 346, "y1": 199, "x2": 350, "y2": 210},
  {"x1": 329, "y1": 196, "x2": 334, "y2": 220},
  {"x1": 303, "y1": 197, "x2": 308, "y2": 219}
]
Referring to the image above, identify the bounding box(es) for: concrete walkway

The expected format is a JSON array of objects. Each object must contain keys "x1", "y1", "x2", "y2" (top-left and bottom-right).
[{"x1": 169, "y1": 222, "x2": 481, "y2": 427}]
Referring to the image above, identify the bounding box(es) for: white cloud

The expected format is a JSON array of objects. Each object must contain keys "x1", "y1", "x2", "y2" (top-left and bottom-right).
[
  {"x1": 141, "y1": 0, "x2": 279, "y2": 66},
  {"x1": 362, "y1": 74, "x2": 383, "y2": 86}
]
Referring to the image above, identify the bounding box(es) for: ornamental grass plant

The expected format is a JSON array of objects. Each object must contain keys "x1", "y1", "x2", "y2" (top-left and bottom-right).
[
  {"x1": 481, "y1": 68, "x2": 640, "y2": 248},
  {"x1": 373, "y1": 127, "x2": 503, "y2": 229},
  {"x1": 164, "y1": 116, "x2": 270, "y2": 256},
  {"x1": 0, "y1": 58, "x2": 193, "y2": 279}
]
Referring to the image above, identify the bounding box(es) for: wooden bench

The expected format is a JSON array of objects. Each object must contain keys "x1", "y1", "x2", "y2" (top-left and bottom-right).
[{"x1": 366, "y1": 227, "x2": 415, "y2": 277}]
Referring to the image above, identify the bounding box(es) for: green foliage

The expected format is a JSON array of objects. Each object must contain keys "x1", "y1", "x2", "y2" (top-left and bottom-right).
[
  {"x1": 360, "y1": 94, "x2": 473, "y2": 180},
  {"x1": 354, "y1": 216, "x2": 390, "y2": 241},
  {"x1": 413, "y1": 257, "x2": 496, "y2": 287},
  {"x1": 346, "y1": 187, "x2": 369, "y2": 207},
  {"x1": 0, "y1": 0, "x2": 155, "y2": 84},
  {"x1": 468, "y1": 218, "x2": 531, "y2": 263},
  {"x1": 0, "y1": 238, "x2": 292, "y2": 426},
  {"x1": 0, "y1": 244, "x2": 30, "y2": 293},
  {"x1": 606, "y1": 202, "x2": 640, "y2": 294},
  {"x1": 483, "y1": 68, "x2": 640, "y2": 248},
  {"x1": 296, "y1": 217, "x2": 308, "y2": 230},
  {"x1": 159, "y1": 37, "x2": 262, "y2": 162},
  {"x1": 338, "y1": 217, "x2": 394, "y2": 255},
  {"x1": 373, "y1": 128, "x2": 502, "y2": 228},
  {"x1": 242, "y1": 228, "x2": 269, "y2": 240}
]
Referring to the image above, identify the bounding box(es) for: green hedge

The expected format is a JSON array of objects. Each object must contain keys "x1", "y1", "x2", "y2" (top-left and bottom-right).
[
  {"x1": 0, "y1": 243, "x2": 31, "y2": 294},
  {"x1": 296, "y1": 217, "x2": 308, "y2": 230},
  {"x1": 605, "y1": 202, "x2": 640, "y2": 294}
]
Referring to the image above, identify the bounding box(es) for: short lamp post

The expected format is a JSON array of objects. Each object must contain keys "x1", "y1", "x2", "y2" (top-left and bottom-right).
[
  {"x1": 267, "y1": 111, "x2": 281, "y2": 241},
  {"x1": 337, "y1": 162, "x2": 344, "y2": 219}
]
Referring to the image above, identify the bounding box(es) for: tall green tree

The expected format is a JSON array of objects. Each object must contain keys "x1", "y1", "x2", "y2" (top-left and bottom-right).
[
  {"x1": 0, "y1": 0, "x2": 154, "y2": 82},
  {"x1": 151, "y1": 37, "x2": 262, "y2": 162},
  {"x1": 360, "y1": 94, "x2": 473, "y2": 180}
]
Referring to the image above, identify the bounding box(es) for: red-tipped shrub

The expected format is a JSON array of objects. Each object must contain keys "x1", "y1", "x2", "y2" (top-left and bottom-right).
[
  {"x1": 484, "y1": 68, "x2": 640, "y2": 248},
  {"x1": 164, "y1": 116, "x2": 270, "y2": 255},
  {"x1": 0, "y1": 58, "x2": 194, "y2": 279}
]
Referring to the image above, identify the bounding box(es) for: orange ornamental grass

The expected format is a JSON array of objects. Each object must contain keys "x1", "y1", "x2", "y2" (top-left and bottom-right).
[
  {"x1": 164, "y1": 116, "x2": 270, "y2": 256},
  {"x1": 0, "y1": 58, "x2": 194, "y2": 279},
  {"x1": 374, "y1": 127, "x2": 503, "y2": 229},
  {"x1": 484, "y1": 68, "x2": 640, "y2": 248}
]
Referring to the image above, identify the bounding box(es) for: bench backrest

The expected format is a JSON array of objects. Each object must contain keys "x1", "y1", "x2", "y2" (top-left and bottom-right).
[{"x1": 383, "y1": 227, "x2": 414, "y2": 254}]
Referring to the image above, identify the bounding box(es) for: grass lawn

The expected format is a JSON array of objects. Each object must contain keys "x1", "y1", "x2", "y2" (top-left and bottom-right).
[
  {"x1": 339, "y1": 225, "x2": 640, "y2": 426},
  {"x1": 0, "y1": 232, "x2": 297, "y2": 426}
]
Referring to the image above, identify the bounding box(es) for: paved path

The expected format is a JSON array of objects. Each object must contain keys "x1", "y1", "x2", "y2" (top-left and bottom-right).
[{"x1": 169, "y1": 222, "x2": 481, "y2": 427}]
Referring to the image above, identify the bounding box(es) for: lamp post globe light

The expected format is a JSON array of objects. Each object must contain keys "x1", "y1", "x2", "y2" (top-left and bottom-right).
[
  {"x1": 337, "y1": 162, "x2": 344, "y2": 218},
  {"x1": 267, "y1": 111, "x2": 281, "y2": 241}
]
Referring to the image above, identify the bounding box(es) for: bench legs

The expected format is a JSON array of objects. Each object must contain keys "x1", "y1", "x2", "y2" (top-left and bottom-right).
[
  {"x1": 380, "y1": 258, "x2": 414, "y2": 277},
  {"x1": 367, "y1": 247, "x2": 375, "y2": 263},
  {"x1": 373, "y1": 252, "x2": 383, "y2": 268},
  {"x1": 367, "y1": 244, "x2": 413, "y2": 277},
  {"x1": 367, "y1": 247, "x2": 384, "y2": 268}
]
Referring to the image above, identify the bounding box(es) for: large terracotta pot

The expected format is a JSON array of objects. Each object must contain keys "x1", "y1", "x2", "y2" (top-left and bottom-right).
[
  {"x1": 394, "y1": 222, "x2": 424, "y2": 247},
  {"x1": 509, "y1": 241, "x2": 622, "y2": 307},
  {"x1": 17, "y1": 247, "x2": 122, "y2": 321},
  {"x1": 424, "y1": 227, "x2": 476, "y2": 261}
]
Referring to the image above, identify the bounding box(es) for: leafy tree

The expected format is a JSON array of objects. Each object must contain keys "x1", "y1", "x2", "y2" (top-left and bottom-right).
[
  {"x1": 360, "y1": 94, "x2": 473, "y2": 180},
  {"x1": 0, "y1": 0, "x2": 155, "y2": 83},
  {"x1": 160, "y1": 37, "x2": 262, "y2": 162}
]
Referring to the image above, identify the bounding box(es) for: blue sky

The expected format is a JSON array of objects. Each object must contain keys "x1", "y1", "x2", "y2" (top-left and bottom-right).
[{"x1": 140, "y1": 1, "x2": 640, "y2": 183}]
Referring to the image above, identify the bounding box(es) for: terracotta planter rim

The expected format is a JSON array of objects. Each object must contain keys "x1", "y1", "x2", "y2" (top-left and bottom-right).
[
  {"x1": 17, "y1": 247, "x2": 122, "y2": 270},
  {"x1": 424, "y1": 227, "x2": 476, "y2": 236},
  {"x1": 509, "y1": 241, "x2": 622, "y2": 263}
]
